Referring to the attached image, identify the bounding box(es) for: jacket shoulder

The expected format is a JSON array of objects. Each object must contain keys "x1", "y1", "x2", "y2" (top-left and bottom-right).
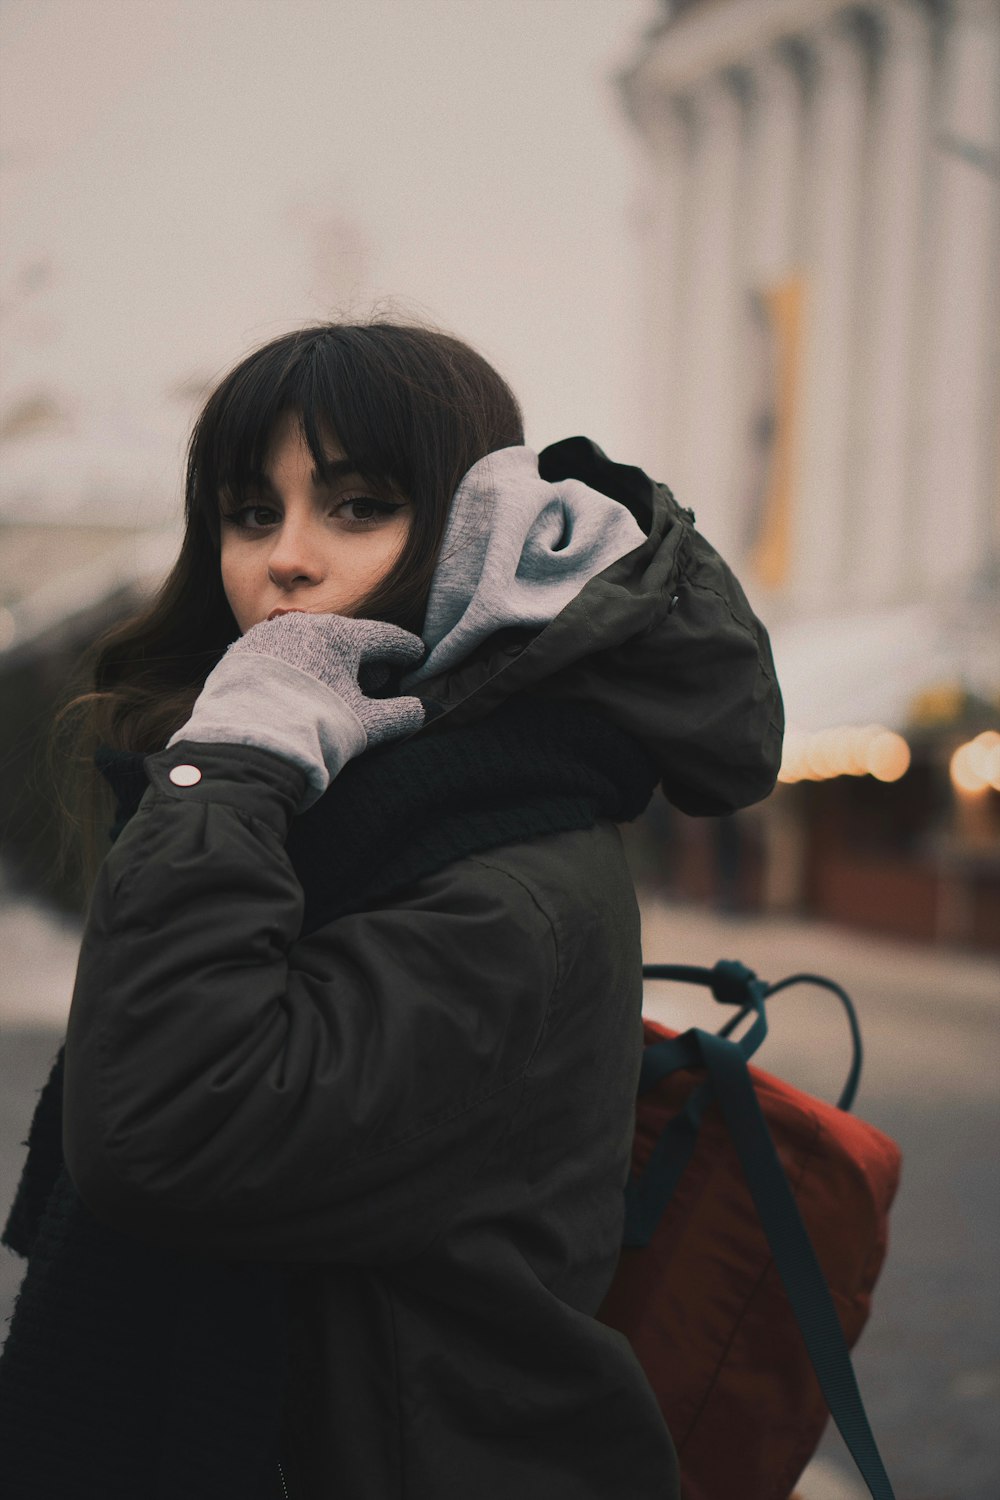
[{"x1": 460, "y1": 820, "x2": 643, "y2": 997}]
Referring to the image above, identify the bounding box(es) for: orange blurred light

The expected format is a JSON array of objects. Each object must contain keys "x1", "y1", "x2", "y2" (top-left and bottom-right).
[
  {"x1": 966, "y1": 730, "x2": 1000, "y2": 790},
  {"x1": 838, "y1": 727, "x2": 868, "y2": 777},
  {"x1": 806, "y1": 730, "x2": 839, "y2": 779},
  {"x1": 866, "y1": 730, "x2": 910, "y2": 782},
  {"x1": 777, "y1": 731, "x2": 807, "y2": 783},
  {"x1": 778, "y1": 724, "x2": 910, "y2": 782},
  {"x1": 950, "y1": 737, "x2": 998, "y2": 795}
]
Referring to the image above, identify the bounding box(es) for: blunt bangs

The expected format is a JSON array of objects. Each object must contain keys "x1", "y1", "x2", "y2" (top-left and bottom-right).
[{"x1": 189, "y1": 330, "x2": 410, "y2": 535}]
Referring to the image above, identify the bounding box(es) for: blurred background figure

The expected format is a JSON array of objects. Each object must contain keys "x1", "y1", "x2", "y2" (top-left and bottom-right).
[{"x1": 1, "y1": 4, "x2": 998, "y2": 1498}]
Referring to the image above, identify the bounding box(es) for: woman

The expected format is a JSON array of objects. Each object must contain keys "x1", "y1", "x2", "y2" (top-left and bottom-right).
[{"x1": 0, "y1": 321, "x2": 782, "y2": 1499}]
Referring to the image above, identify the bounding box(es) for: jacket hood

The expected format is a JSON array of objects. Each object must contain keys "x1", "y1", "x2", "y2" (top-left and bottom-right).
[
  {"x1": 401, "y1": 445, "x2": 647, "y2": 686},
  {"x1": 404, "y1": 436, "x2": 783, "y2": 817}
]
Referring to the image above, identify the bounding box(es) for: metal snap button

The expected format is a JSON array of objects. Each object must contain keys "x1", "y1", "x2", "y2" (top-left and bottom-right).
[{"x1": 169, "y1": 764, "x2": 202, "y2": 787}]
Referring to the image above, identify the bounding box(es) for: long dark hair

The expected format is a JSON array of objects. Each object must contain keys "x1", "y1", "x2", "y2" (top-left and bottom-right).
[{"x1": 49, "y1": 318, "x2": 524, "y2": 898}]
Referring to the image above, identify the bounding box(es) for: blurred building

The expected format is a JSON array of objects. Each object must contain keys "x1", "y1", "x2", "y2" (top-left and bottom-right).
[{"x1": 620, "y1": 0, "x2": 1000, "y2": 948}]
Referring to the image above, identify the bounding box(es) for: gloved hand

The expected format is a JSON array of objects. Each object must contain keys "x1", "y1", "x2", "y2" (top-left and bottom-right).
[
  {"x1": 167, "y1": 612, "x2": 428, "y2": 809},
  {"x1": 229, "y1": 612, "x2": 427, "y2": 745}
]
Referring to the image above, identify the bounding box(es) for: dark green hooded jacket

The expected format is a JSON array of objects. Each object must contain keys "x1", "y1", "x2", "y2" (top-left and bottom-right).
[{"x1": 59, "y1": 438, "x2": 782, "y2": 1498}]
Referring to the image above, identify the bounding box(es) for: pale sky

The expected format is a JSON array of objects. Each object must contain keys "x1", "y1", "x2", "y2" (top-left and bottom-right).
[{"x1": 1, "y1": 0, "x2": 663, "y2": 525}]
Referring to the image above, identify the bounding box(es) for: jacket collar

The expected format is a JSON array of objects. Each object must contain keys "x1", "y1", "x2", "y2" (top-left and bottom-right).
[{"x1": 96, "y1": 693, "x2": 659, "y2": 938}]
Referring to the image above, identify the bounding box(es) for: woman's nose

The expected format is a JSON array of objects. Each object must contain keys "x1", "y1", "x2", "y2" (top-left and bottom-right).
[{"x1": 266, "y1": 525, "x2": 326, "y2": 589}]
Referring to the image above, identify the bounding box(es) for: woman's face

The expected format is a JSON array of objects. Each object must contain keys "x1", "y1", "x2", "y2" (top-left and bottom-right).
[{"x1": 219, "y1": 409, "x2": 413, "y2": 633}]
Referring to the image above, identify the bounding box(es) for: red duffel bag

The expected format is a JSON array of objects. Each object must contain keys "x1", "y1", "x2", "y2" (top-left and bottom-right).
[{"x1": 597, "y1": 961, "x2": 902, "y2": 1500}]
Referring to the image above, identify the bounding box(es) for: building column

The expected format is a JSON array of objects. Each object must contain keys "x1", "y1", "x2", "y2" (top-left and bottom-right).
[
  {"x1": 851, "y1": 1, "x2": 936, "y2": 606},
  {"x1": 918, "y1": 0, "x2": 1000, "y2": 598},
  {"x1": 673, "y1": 74, "x2": 746, "y2": 558},
  {"x1": 631, "y1": 95, "x2": 692, "y2": 490},
  {"x1": 737, "y1": 46, "x2": 808, "y2": 599},
  {"x1": 792, "y1": 15, "x2": 872, "y2": 612},
  {"x1": 743, "y1": 46, "x2": 804, "y2": 285}
]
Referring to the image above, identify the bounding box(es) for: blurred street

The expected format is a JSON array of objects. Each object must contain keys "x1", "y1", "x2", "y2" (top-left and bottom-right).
[{"x1": 1, "y1": 888, "x2": 997, "y2": 1500}]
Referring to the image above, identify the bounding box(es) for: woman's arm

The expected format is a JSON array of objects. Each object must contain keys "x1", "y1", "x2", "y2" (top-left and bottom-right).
[{"x1": 63, "y1": 738, "x2": 558, "y2": 1266}]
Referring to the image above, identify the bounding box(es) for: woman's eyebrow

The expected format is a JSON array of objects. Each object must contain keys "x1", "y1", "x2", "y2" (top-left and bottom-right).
[
  {"x1": 248, "y1": 459, "x2": 363, "y2": 494},
  {"x1": 312, "y1": 459, "x2": 363, "y2": 485}
]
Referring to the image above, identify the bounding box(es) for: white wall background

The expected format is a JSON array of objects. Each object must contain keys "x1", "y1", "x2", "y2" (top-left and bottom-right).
[{"x1": 1, "y1": 0, "x2": 662, "y2": 525}]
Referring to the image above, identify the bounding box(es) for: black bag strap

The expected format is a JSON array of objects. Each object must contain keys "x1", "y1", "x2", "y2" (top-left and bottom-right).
[
  {"x1": 639, "y1": 960, "x2": 863, "y2": 1110},
  {"x1": 626, "y1": 961, "x2": 895, "y2": 1500}
]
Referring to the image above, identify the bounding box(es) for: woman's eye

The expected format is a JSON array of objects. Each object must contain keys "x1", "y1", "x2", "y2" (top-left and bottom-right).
[
  {"x1": 220, "y1": 496, "x2": 404, "y2": 532},
  {"x1": 222, "y1": 504, "x2": 279, "y2": 531},
  {"x1": 337, "y1": 497, "x2": 405, "y2": 527}
]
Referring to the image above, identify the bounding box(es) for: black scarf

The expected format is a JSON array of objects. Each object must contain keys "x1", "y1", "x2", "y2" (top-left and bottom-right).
[{"x1": 0, "y1": 694, "x2": 657, "y2": 1499}]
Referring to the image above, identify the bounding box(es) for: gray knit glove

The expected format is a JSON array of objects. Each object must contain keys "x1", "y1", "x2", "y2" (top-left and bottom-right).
[
  {"x1": 230, "y1": 613, "x2": 426, "y2": 743},
  {"x1": 167, "y1": 613, "x2": 427, "y2": 809}
]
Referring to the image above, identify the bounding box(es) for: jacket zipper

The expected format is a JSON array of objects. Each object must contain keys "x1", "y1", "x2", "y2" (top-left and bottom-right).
[{"x1": 277, "y1": 1457, "x2": 291, "y2": 1499}]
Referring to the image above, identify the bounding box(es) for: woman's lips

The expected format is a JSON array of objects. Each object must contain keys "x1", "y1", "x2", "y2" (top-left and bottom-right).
[{"x1": 266, "y1": 607, "x2": 309, "y2": 622}]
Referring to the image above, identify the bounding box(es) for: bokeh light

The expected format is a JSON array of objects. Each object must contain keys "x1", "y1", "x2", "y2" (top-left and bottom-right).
[
  {"x1": 950, "y1": 731, "x2": 1000, "y2": 794},
  {"x1": 778, "y1": 724, "x2": 911, "y2": 784}
]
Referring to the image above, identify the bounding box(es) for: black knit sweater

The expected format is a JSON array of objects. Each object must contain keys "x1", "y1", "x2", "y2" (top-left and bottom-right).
[{"x1": 0, "y1": 694, "x2": 658, "y2": 1500}]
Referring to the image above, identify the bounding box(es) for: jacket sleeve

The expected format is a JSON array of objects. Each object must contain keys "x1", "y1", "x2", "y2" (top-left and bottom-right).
[{"x1": 62, "y1": 740, "x2": 558, "y2": 1265}]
